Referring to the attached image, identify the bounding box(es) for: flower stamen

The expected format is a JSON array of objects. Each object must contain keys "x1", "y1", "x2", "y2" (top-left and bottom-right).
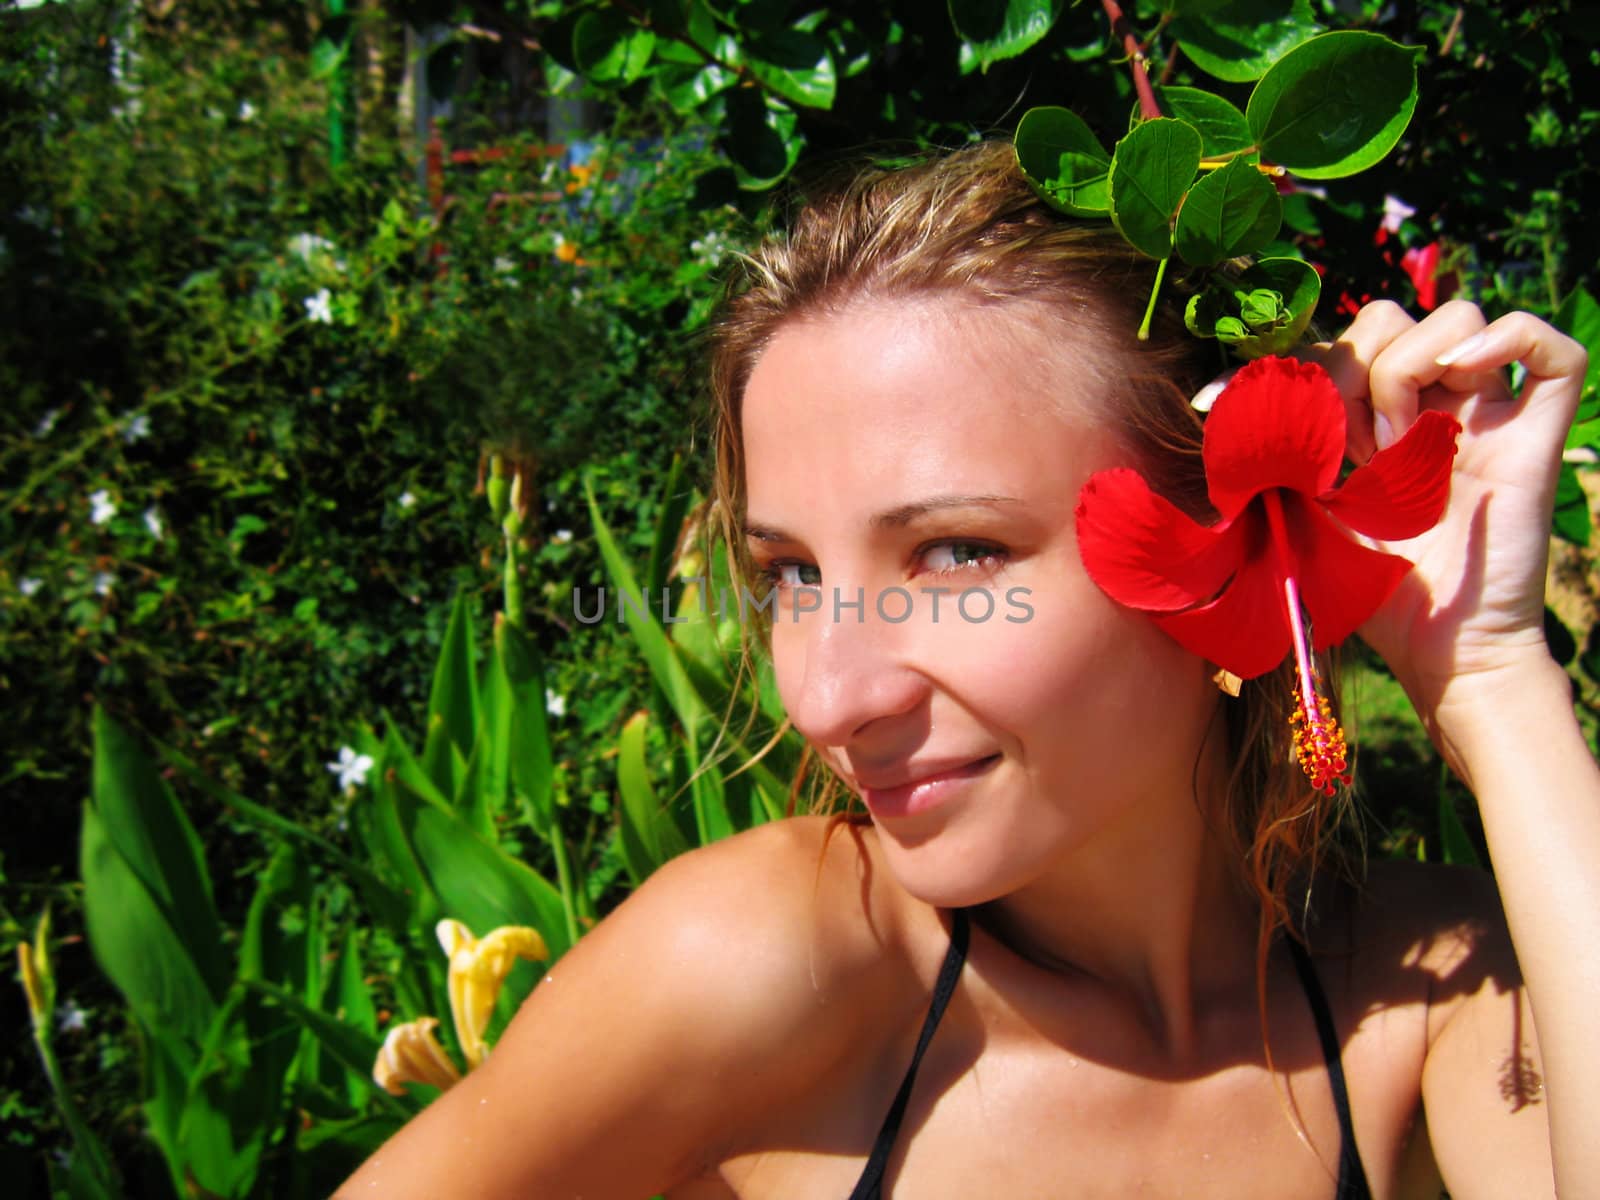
[{"x1": 1283, "y1": 574, "x2": 1350, "y2": 795}]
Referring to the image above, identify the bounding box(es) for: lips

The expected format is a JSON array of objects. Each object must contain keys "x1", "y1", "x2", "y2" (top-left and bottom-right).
[{"x1": 857, "y1": 754, "x2": 1001, "y2": 820}]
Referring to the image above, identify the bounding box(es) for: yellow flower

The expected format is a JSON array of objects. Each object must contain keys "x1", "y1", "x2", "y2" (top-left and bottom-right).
[
  {"x1": 372, "y1": 1016, "x2": 462, "y2": 1096},
  {"x1": 369, "y1": 919, "x2": 549, "y2": 1096},
  {"x1": 437, "y1": 919, "x2": 548, "y2": 1069}
]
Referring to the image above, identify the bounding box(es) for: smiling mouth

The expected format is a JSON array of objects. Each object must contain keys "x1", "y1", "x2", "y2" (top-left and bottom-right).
[{"x1": 859, "y1": 754, "x2": 1001, "y2": 819}]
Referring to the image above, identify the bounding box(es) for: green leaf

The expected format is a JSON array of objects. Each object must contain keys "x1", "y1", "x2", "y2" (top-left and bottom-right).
[
  {"x1": 572, "y1": 10, "x2": 657, "y2": 84},
  {"x1": 617, "y1": 710, "x2": 686, "y2": 884},
  {"x1": 1014, "y1": 106, "x2": 1112, "y2": 217},
  {"x1": 656, "y1": 62, "x2": 736, "y2": 113},
  {"x1": 949, "y1": 0, "x2": 1064, "y2": 72},
  {"x1": 89, "y1": 710, "x2": 227, "y2": 999},
  {"x1": 1437, "y1": 789, "x2": 1481, "y2": 868},
  {"x1": 1173, "y1": 156, "x2": 1282, "y2": 266},
  {"x1": 1148, "y1": 86, "x2": 1254, "y2": 156},
  {"x1": 310, "y1": 17, "x2": 352, "y2": 80},
  {"x1": 426, "y1": 590, "x2": 480, "y2": 760},
  {"x1": 242, "y1": 980, "x2": 403, "y2": 1111},
  {"x1": 1247, "y1": 31, "x2": 1421, "y2": 179},
  {"x1": 1554, "y1": 286, "x2": 1600, "y2": 399},
  {"x1": 80, "y1": 803, "x2": 217, "y2": 1049},
  {"x1": 404, "y1": 798, "x2": 572, "y2": 960},
  {"x1": 586, "y1": 477, "x2": 708, "y2": 740},
  {"x1": 1108, "y1": 118, "x2": 1202, "y2": 258},
  {"x1": 497, "y1": 619, "x2": 556, "y2": 831},
  {"x1": 721, "y1": 89, "x2": 802, "y2": 189},
  {"x1": 1170, "y1": 0, "x2": 1321, "y2": 83},
  {"x1": 746, "y1": 28, "x2": 836, "y2": 108},
  {"x1": 1552, "y1": 462, "x2": 1592, "y2": 545}
]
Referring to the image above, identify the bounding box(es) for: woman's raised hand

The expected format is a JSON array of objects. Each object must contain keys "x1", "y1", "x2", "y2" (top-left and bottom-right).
[{"x1": 1315, "y1": 300, "x2": 1588, "y2": 741}]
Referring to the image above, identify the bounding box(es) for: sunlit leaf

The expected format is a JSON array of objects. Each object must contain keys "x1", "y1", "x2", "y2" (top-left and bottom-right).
[
  {"x1": 1171, "y1": 0, "x2": 1320, "y2": 83},
  {"x1": 949, "y1": 0, "x2": 1064, "y2": 72},
  {"x1": 1108, "y1": 118, "x2": 1202, "y2": 258},
  {"x1": 1247, "y1": 31, "x2": 1421, "y2": 178},
  {"x1": 1173, "y1": 156, "x2": 1282, "y2": 266},
  {"x1": 1015, "y1": 106, "x2": 1112, "y2": 217}
]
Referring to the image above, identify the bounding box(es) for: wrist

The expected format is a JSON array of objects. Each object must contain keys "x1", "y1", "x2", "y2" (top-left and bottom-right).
[{"x1": 1427, "y1": 651, "x2": 1574, "y2": 792}]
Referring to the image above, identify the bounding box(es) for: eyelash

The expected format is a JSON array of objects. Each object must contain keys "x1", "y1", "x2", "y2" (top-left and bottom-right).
[{"x1": 757, "y1": 540, "x2": 1009, "y2": 590}]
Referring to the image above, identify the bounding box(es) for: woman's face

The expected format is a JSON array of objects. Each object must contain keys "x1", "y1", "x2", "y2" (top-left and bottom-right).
[{"x1": 740, "y1": 295, "x2": 1221, "y2": 907}]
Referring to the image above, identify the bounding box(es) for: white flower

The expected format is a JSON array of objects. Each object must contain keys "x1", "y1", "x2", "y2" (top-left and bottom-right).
[
  {"x1": 34, "y1": 408, "x2": 62, "y2": 437},
  {"x1": 121, "y1": 412, "x2": 151, "y2": 443},
  {"x1": 544, "y1": 689, "x2": 566, "y2": 719},
  {"x1": 289, "y1": 232, "x2": 336, "y2": 263},
  {"x1": 143, "y1": 506, "x2": 164, "y2": 540},
  {"x1": 89, "y1": 489, "x2": 116, "y2": 526},
  {"x1": 56, "y1": 1002, "x2": 87, "y2": 1034},
  {"x1": 327, "y1": 746, "x2": 374, "y2": 790},
  {"x1": 398, "y1": 491, "x2": 416, "y2": 509},
  {"x1": 493, "y1": 256, "x2": 516, "y2": 274},
  {"x1": 18, "y1": 577, "x2": 42, "y2": 597},
  {"x1": 92, "y1": 571, "x2": 114, "y2": 596},
  {"x1": 550, "y1": 528, "x2": 573, "y2": 545},
  {"x1": 1381, "y1": 194, "x2": 1416, "y2": 234},
  {"x1": 238, "y1": 100, "x2": 257, "y2": 121},
  {"x1": 304, "y1": 288, "x2": 333, "y2": 324}
]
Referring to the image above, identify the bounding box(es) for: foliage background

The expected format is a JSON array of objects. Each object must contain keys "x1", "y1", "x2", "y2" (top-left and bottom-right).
[{"x1": 2, "y1": 0, "x2": 1597, "y2": 1195}]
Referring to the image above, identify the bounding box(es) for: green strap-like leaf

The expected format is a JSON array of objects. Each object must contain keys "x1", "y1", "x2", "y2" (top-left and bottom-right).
[
  {"x1": 1247, "y1": 31, "x2": 1421, "y2": 179},
  {"x1": 90, "y1": 710, "x2": 227, "y2": 998},
  {"x1": 1108, "y1": 118, "x2": 1203, "y2": 259},
  {"x1": 1554, "y1": 286, "x2": 1600, "y2": 399},
  {"x1": 1173, "y1": 156, "x2": 1282, "y2": 266},
  {"x1": 426, "y1": 590, "x2": 480, "y2": 762},
  {"x1": 80, "y1": 803, "x2": 218, "y2": 1051}
]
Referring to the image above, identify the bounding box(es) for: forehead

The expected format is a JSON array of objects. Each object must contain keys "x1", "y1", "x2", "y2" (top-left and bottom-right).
[{"x1": 740, "y1": 296, "x2": 1117, "y2": 518}]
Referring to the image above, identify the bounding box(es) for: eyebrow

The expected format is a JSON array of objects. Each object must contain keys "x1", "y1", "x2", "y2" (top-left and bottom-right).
[{"x1": 743, "y1": 493, "x2": 1021, "y2": 543}]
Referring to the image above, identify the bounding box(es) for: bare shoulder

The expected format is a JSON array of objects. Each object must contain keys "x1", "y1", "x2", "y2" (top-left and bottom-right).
[
  {"x1": 611, "y1": 813, "x2": 923, "y2": 1010},
  {"x1": 335, "y1": 816, "x2": 922, "y2": 1198},
  {"x1": 1344, "y1": 856, "x2": 1522, "y2": 1028}
]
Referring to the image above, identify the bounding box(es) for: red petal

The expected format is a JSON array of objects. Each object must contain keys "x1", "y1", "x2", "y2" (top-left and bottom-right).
[
  {"x1": 1320, "y1": 410, "x2": 1461, "y2": 540},
  {"x1": 1203, "y1": 357, "x2": 1347, "y2": 521},
  {"x1": 1286, "y1": 495, "x2": 1414, "y2": 646},
  {"x1": 1153, "y1": 518, "x2": 1291, "y2": 679},
  {"x1": 1076, "y1": 468, "x2": 1243, "y2": 612}
]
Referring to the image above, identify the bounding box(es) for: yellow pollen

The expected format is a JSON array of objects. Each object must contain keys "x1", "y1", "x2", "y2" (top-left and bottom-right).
[{"x1": 1290, "y1": 695, "x2": 1350, "y2": 796}]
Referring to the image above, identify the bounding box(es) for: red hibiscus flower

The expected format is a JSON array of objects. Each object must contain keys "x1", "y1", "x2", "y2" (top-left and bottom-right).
[{"x1": 1076, "y1": 356, "x2": 1460, "y2": 792}]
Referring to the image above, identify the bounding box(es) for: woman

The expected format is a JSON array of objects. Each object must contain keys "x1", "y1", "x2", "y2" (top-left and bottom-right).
[{"x1": 339, "y1": 143, "x2": 1597, "y2": 1197}]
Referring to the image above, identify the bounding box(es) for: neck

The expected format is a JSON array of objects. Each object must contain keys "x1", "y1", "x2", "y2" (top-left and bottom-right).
[{"x1": 977, "y1": 756, "x2": 1259, "y2": 1064}]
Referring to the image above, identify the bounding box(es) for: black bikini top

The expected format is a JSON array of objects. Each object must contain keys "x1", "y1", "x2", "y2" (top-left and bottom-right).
[{"x1": 846, "y1": 909, "x2": 1373, "y2": 1199}]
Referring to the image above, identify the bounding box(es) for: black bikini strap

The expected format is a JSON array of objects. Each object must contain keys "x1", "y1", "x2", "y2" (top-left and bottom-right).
[
  {"x1": 1285, "y1": 934, "x2": 1371, "y2": 1197},
  {"x1": 848, "y1": 907, "x2": 970, "y2": 1200}
]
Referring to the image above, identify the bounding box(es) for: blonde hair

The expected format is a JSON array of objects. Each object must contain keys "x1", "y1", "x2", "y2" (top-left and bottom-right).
[{"x1": 704, "y1": 140, "x2": 1360, "y2": 975}]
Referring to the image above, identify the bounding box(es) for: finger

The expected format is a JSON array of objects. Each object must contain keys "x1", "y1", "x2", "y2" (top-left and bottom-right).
[
  {"x1": 1314, "y1": 300, "x2": 1416, "y2": 463},
  {"x1": 1367, "y1": 300, "x2": 1490, "y2": 449},
  {"x1": 1434, "y1": 311, "x2": 1590, "y2": 430}
]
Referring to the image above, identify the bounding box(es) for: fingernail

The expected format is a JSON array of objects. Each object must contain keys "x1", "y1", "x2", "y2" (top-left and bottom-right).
[
  {"x1": 1375, "y1": 413, "x2": 1395, "y2": 450},
  {"x1": 1436, "y1": 331, "x2": 1488, "y2": 367}
]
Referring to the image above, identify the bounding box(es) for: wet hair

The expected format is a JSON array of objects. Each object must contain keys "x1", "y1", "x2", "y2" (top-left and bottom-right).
[{"x1": 703, "y1": 140, "x2": 1361, "y2": 1002}]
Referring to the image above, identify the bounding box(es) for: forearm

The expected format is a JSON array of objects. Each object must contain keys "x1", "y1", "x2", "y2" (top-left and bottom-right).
[{"x1": 1439, "y1": 655, "x2": 1600, "y2": 1193}]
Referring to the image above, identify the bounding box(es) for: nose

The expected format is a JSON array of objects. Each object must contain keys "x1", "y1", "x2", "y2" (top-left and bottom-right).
[{"x1": 778, "y1": 588, "x2": 929, "y2": 749}]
